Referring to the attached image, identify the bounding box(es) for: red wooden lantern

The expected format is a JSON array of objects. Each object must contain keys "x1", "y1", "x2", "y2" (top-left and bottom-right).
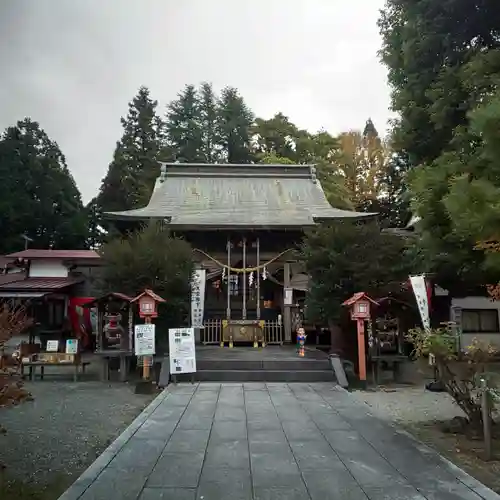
[
  {"x1": 342, "y1": 292, "x2": 378, "y2": 385},
  {"x1": 343, "y1": 292, "x2": 377, "y2": 320},
  {"x1": 131, "y1": 289, "x2": 166, "y2": 319},
  {"x1": 131, "y1": 289, "x2": 166, "y2": 382}
]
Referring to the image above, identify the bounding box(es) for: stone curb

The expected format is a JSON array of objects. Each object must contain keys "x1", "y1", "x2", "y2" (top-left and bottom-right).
[
  {"x1": 337, "y1": 386, "x2": 500, "y2": 500},
  {"x1": 396, "y1": 428, "x2": 500, "y2": 500},
  {"x1": 57, "y1": 388, "x2": 170, "y2": 500}
]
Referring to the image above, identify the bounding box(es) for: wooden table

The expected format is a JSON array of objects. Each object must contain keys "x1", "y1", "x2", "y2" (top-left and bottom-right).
[{"x1": 21, "y1": 360, "x2": 90, "y2": 382}]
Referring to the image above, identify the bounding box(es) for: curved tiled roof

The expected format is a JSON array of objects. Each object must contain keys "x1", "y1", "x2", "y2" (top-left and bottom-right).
[{"x1": 106, "y1": 163, "x2": 376, "y2": 229}]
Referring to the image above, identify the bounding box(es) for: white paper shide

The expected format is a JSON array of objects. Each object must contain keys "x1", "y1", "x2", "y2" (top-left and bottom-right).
[
  {"x1": 169, "y1": 327, "x2": 197, "y2": 374},
  {"x1": 191, "y1": 269, "x2": 206, "y2": 328},
  {"x1": 134, "y1": 324, "x2": 156, "y2": 356},
  {"x1": 410, "y1": 275, "x2": 430, "y2": 330}
]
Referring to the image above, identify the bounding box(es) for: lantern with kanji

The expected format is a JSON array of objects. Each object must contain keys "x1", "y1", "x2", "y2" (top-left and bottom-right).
[
  {"x1": 132, "y1": 289, "x2": 165, "y2": 319},
  {"x1": 342, "y1": 292, "x2": 378, "y2": 386}
]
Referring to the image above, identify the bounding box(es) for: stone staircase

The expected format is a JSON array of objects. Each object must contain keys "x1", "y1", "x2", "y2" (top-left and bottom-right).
[{"x1": 193, "y1": 346, "x2": 336, "y2": 382}]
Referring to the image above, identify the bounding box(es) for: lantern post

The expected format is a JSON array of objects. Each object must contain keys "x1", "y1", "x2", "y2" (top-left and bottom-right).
[
  {"x1": 131, "y1": 289, "x2": 166, "y2": 381},
  {"x1": 342, "y1": 293, "x2": 378, "y2": 386}
]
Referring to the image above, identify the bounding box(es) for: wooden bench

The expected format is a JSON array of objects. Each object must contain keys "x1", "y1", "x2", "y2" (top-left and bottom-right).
[{"x1": 21, "y1": 360, "x2": 90, "y2": 382}]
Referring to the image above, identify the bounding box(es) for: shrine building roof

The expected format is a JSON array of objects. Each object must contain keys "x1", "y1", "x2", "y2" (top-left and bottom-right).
[{"x1": 105, "y1": 163, "x2": 376, "y2": 230}]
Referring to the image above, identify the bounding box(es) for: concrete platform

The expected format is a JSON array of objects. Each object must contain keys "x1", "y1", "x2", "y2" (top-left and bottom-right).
[
  {"x1": 195, "y1": 346, "x2": 328, "y2": 361},
  {"x1": 59, "y1": 383, "x2": 500, "y2": 500}
]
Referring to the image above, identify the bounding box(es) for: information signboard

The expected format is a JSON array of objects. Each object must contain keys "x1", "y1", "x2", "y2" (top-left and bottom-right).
[
  {"x1": 134, "y1": 324, "x2": 156, "y2": 356},
  {"x1": 65, "y1": 339, "x2": 79, "y2": 354},
  {"x1": 169, "y1": 328, "x2": 196, "y2": 374},
  {"x1": 46, "y1": 340, "x2": 59, "y2": 352}
]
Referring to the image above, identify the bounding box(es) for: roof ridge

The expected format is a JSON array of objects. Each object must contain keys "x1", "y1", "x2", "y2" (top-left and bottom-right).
[
  {"x1": 159, "y1": 162, "x2": 314, "y2": 168},
  {"x1": 159, "y1": 163, "x2": 316, "y2": 182}
]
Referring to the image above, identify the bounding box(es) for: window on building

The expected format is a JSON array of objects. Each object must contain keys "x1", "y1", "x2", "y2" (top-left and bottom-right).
[{"x1": 462, "y1": 309, "x2": 499, "y2": 333}]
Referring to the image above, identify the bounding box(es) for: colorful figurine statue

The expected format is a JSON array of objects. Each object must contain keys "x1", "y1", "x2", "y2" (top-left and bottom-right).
[{"x1": 296, "y1": 327, "x2": 306, "y2": 357}]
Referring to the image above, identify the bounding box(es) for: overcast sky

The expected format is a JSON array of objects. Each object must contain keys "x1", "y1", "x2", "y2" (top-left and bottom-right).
[{"x1": 0, "y1": 0, "x2": 392, "y2": 203}]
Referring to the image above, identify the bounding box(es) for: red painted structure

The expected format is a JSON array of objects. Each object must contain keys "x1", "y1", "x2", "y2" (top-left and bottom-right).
[
  {"x1": 68, "y1": 297, "x2": 95, "y2": 350},
  {"x1": 342, "y1": 293, "x2": 379, "y2": 384}
]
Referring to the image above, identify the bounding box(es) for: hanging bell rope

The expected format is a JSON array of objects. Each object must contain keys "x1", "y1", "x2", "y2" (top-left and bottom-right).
[{"x1": 193, "y1": 248, "x2": 294, "y2": 273}]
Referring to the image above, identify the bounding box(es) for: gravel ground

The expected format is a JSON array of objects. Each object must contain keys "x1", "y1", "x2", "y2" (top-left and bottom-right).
[
  {"x1": 348, "y1": 386, "x2": 464, "y2": 423},
  {"x1": 0, "y1": 378, "x2": 156, "y2": 492}
]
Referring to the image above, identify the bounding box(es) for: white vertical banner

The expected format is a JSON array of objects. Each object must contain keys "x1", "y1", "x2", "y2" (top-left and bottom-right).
[
  {"x1": 191, "y1": 269, "x2": 206, "y2": 328},
  {"x1": 410, "y1": 275, "x2": 430, "y2": 330}
]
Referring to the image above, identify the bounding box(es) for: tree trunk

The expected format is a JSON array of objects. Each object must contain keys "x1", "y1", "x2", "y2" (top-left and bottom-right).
[{"x1": 328, "y1": 320, "x2": 344, "y2": 356}]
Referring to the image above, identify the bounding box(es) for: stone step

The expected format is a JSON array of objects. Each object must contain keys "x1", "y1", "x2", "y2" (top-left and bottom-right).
[
  {"x1": 197, "y1": 359, "x2": 331, "y2": 371},
  {"x1": 195, "y1": 369, "x2": 335, "y2": 382}
]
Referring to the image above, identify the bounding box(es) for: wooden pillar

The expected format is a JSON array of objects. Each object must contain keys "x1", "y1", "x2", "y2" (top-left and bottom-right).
[
  {"x1": 242, "y1": 237, "x2": 247, "y2": 320},
  {"x1": 143, "y1": 316, "x2": 151, "y2": 380},
  {"x1": 128, "y1": 307, "x2": 133, "y2": 351},
  {"x1": 97, "y1": 306, "x2": 104, "y2": 351},
  {"x1": 284, "y1": 261, "x2": 292, "y2": 343},
  {"x1": 256, "y1": 238, "x2": 261, "y2": 320},
  {"x1": 226, "y1": 237, "x2": 231, "y2": 320},
  {"x1": 357, "y1": 318, "x2": 367, "y2": 384}
]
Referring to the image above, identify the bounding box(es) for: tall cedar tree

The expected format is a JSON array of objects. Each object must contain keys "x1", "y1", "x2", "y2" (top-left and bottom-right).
[
  {"x1": 379, "y1": 0, "x2": 500, "y2": 291},
  {"x1": 97, "y1": 86, "x2": 163, "y2": 215},
  {"x1": 302, "y1": 220, "x2": 410, "y2": 353},
  {"x1": 86, "y1": 196, "x2": 102, "y2": 249},
  {"x1": 0, "y1": 119, "x2": 87, "y2": 253},
  {"x1": 165, "y1": 84, "x2": 204, "y2": 162},
  {"x1": 199, "y1": 82, "x2": 221, "y2": 162},
  {"x1": 217, "y1": 86, "x2": 255, "y2": 163}
]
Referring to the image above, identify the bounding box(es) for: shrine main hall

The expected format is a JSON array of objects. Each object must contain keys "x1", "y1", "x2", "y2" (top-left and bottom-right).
[{"x1": 107, "y1": 162, "x2": 373, "y2": 346}]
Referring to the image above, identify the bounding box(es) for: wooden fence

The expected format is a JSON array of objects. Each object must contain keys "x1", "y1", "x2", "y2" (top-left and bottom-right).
[{"x1": 200, "y1": 319, "x2": 284, "y2": 345}]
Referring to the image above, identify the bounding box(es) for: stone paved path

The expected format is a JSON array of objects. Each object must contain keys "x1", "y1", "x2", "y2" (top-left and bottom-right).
[{"x1": 60, "y1": 383, "x2": 500, "y2": 500}]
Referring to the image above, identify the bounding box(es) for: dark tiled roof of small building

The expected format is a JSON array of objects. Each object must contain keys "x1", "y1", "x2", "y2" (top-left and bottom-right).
[
  {"x1": 0, "y1": 273, "x2": 26, "y2": 285},
  {"x1": 0, "y1": 256, "x2": 13, "y2": 268},
  {"x1": 105, "y1": 163, "x2": 376, "y2": 229},
  {"x1": 6, "y1": 250, "x2": 100, "y2": 260},
  {"x1": 0, "y1": 277, "x2": 83, "y2": 291},
  {"x1": 82, "y1": 293, "x2": 134, "y2": 307}
]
